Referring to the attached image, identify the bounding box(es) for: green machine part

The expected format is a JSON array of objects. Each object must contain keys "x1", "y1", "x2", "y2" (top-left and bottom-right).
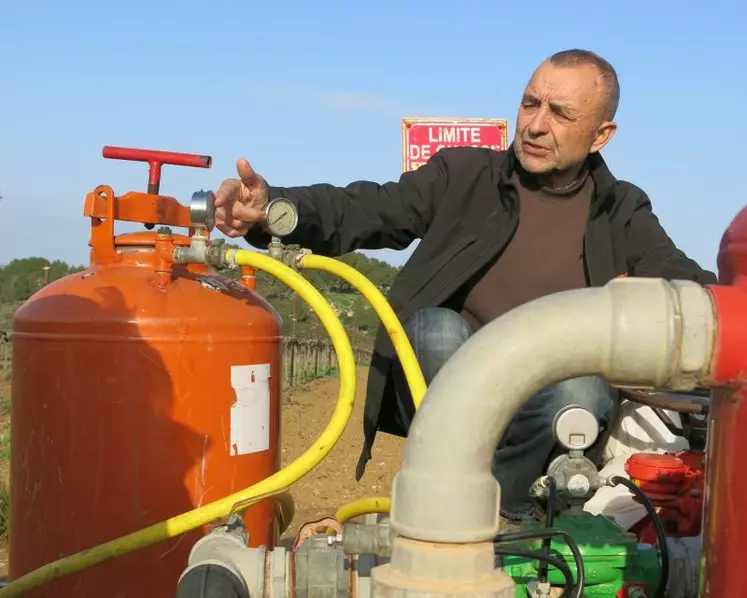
[{"x1": 499, "y1": 512, "x2": 661, "y2": 597}]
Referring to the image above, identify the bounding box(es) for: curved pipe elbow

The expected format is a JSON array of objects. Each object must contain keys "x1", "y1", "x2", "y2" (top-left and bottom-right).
[{"x1": 389, "y1": 278, "x2": 716, "y2": 544}]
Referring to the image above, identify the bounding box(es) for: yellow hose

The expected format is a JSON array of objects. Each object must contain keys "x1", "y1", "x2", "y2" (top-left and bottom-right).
[
  {"x1": 334, "y1": 497, "x2": 392, "y2": 524},
  {"x1": 297, "y1": 253, "x2": 427, "y2": 408},
  {"x1": 0, "y1": 248, "x2": 357, "y2": 597},
  {"x1": 296, "y1": 254, "x2": 430, "y2": 528}
]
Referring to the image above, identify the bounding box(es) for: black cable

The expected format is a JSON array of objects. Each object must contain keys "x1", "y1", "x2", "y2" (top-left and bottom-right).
[
  {"x1": 610, "y1": 475, "x2": 668, "y2": 598},
  {"x1": 494, "y1": 547, "x2": 573, "y2": 597},
  {"x1": 494, "y1": 527, "x2": 585, "y2": 598},
  {"x1": 675, "y1": 387, "x2": 711, "y2": 398},
  {"x1": 538, "y1": 476, "x2": 557, "y2": 584}
]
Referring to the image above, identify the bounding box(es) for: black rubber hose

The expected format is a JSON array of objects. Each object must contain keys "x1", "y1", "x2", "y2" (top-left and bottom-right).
[
  {"x1": 494, "y1": 527, "x2": 585, "y2": 598},
  {"x1": 610, "y1": 475, "x2": 669, "y2": 598},
  {"x1": 494, "y1": 547, "x2": 573, "y2": 597},
  {"x1": 538, "y1": 476, "x2": 558, "y2": 584}
]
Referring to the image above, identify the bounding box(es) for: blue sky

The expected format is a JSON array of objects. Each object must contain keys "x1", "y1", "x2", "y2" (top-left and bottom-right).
[{"x1": 1, "y1": 1, "x2": 744, "y2": 274}]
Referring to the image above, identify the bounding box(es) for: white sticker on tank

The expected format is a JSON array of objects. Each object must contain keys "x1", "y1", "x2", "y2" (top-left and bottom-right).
[{"x1": 230, "y1": 363, "x2": 271, "y2": 456}]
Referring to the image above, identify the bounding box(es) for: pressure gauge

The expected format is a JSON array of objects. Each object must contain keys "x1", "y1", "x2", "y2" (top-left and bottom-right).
[
  {"x1": 190, "y1": 190, "x2": 216, "y2": 232},
  {"x1": 265, "y1": 197, "x2": 298, "y2": 237}
]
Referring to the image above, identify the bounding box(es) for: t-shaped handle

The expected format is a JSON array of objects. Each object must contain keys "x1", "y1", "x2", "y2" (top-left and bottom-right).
[{"x1": 102, "y1": 146, "x2": 212, "y2": 195}]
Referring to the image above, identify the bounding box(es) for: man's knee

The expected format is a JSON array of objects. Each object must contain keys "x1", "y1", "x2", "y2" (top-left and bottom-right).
[
  {"x1": 402, "y1": 307, "x2": 472, "y2": 384},
  {"x1": 405, "y1": 307, "x2": 472, "y2": 341}
]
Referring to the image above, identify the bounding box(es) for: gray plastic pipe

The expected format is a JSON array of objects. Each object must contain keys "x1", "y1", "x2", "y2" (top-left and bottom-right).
[{"x1": 388, "y1": 278, "x2": 716, "y2": 543}]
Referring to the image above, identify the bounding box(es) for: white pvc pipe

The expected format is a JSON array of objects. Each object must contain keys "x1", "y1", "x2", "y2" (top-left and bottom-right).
[{"x1": 388, "y1": 278, "x2": 716, "y2": 543}]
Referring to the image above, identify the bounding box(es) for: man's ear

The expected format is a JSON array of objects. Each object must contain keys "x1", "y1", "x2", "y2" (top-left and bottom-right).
[{"x1": 590, "y1": 121, "x2": 617, "y2": 153}]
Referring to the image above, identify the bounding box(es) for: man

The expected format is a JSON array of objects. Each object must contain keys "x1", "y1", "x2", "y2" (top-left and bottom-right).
[{"x1": 213, "y1": 49, "x2": 716, "y2": 524}]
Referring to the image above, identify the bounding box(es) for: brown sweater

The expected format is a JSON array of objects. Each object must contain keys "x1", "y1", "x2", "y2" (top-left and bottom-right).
[{"x1": 459, "y1": 166, "x2": 594, "y2": 331}]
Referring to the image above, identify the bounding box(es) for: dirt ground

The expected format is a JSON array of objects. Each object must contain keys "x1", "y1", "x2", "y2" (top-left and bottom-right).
[
  {"x1": 279, "y1": 366, "x2": 405, "y2": 536},
  {"x1": 0, "y1": 366, "x2": 406, "y2": 580}
]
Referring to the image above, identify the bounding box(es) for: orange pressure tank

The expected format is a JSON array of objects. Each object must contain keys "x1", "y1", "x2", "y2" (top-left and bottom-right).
[{"x1": 9, "y1": 147, "x2": 283, "y2": 597}]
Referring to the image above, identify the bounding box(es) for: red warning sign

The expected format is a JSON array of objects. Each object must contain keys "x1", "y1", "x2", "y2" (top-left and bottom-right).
[{"x1": 402, "y1": 118, "x2": 509, "y2": 172}]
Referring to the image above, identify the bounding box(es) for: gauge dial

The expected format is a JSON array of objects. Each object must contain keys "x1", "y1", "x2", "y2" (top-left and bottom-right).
[
  {"x1": 265, "y1": 197, "x2": 299, "y2": 237},
  {"x1": 190, "y1": 190, "x2": 216, "y2": 232}
]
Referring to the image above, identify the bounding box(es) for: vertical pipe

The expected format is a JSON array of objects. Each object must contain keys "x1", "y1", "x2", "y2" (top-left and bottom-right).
[{"x1": 700, "y1": 207, "x2": 747, "y2": 596}]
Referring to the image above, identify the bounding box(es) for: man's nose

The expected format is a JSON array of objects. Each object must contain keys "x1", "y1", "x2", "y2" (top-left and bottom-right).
[{"x1": 526, "y1": 109, "x2": 550, "y2": 137}]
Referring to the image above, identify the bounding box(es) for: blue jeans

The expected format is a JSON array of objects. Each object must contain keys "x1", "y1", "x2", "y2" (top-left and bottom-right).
[{"x1": 391, "y1": 307, "x2": 617, "y2": 519}]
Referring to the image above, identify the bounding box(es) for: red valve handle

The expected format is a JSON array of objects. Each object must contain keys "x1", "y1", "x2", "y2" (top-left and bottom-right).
[{"x1": 102, "y1": 146, "x2": 212, "y2": 195}]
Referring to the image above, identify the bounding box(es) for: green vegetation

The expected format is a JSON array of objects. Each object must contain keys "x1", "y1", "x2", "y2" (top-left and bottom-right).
[
  {"x1": 0, "y1": 257, "x2": 85, "y2": 304},
  {"x1": 251, "y1": 252, "x2": 399, "y2": 346}
]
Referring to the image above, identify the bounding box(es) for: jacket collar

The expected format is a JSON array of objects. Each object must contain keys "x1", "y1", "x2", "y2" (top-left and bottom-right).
[{"x1": 500, "y1": 143, "x2": 617, "y2": 216}]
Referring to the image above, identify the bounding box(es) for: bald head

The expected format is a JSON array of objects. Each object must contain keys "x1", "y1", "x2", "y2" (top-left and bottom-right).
[
  {"x1": 513, "y1": 49, "x2": 620, "y2": 185},
  {"x1": 548, "y1": 49, "x2": 620, "y2": 122}
]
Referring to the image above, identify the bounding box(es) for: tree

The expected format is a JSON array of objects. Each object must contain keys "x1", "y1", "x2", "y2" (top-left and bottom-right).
[{"x1": 0, "y1": 258, "x2": 85, "y2": 303}]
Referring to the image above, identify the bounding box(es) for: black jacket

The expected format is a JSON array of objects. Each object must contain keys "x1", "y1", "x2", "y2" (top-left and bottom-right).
[{"x1": 244, "y1": 146, "x2": 717, "y2": 479}]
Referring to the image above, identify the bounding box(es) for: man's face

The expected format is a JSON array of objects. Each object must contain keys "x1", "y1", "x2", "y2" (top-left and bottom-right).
[{"x1": 514, "y1": 60, "x2": 616, "y2": 177}]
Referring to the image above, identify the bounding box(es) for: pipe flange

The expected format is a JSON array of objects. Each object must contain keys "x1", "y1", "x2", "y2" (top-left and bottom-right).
[{"x1": 270, "y1": 546, "x2": 288, "y2": 598}]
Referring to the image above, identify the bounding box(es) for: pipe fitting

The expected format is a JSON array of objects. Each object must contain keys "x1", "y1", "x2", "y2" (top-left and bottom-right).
[
  {"x1": 388, "y1": 278, "x2": 716, "y2": 544},
  {"x1": 266, "y1": 239, "x2": 310, "y2": 269},
  {"x1": 173, "y1": 230, "x2": 208, "y2": 264},
  {"x1": 173, "y1": 234, "x2": 233, "y2": 268},
  {"x1": 176, "y1": 515, "x2": 270, "y2": 598},
  {"x1": 343, "y1": 518, "x2": 395, "y2": 557},
  {"x1": 371, "y1": 537, "x2": 514, "y2": 597}
]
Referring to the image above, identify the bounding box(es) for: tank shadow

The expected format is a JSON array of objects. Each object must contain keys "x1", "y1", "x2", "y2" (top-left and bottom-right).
[{"x1": 9, "y1": 288, "x2": 208, "y2": 597}]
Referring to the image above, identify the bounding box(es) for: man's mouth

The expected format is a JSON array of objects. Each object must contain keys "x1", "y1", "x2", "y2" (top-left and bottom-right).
[{"x1": 523, "y1": 141, "x2": 551, "y2": 155}]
